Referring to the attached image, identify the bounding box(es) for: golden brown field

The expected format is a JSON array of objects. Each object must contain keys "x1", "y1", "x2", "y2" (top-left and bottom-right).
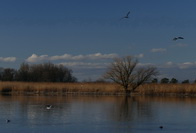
[{"x1": 1, "y1": 81, "x2": 196, "y2": 96}]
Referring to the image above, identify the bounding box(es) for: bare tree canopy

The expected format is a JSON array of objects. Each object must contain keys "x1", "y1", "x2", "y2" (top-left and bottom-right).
[
  {"x1": 0, "y1": 62, "x2": 77, "y2": 82},
  {"x1": 104, "y1": 56, "x2": 158, "y2": 94}
]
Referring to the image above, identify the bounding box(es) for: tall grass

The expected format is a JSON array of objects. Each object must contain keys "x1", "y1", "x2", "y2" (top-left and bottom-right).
[
  {"x1": 1, "y1": 81, "x2": 196, "y2": 96},
  {"x1": 138, "y1": 83, "x2": 196, "y2": 96},
  {"x1": 0, "y1": 81, "x2": 124, "y2": 95}
]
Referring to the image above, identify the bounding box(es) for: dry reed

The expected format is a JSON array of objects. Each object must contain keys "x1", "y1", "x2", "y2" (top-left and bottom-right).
[
  {"x1": 0, "y1": 81, "x2": 124, "y2": 95},
  {"x1": 138, "y1": 83, "x2": 196, "y2": 96},
  {"x1": 1, "y1": 81, "x2": 196, "y2": 96}
]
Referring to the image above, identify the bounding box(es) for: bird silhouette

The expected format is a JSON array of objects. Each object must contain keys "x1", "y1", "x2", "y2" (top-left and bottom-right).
[
  {"x1": 178, "y1": 37, "x2": 184, "y2": 39},
  {"x1": 173, "y1": 36, "x2": 184, "y2": 41},
  {"x1": 120, "y1": 11, "x2": 130, "y2": 20},
  {"x1": 6, "y1": 119, "x2": 11, "y2": 123},
  {"x1": 159, "y1": 126, "x2": 163, "y2": 129}
]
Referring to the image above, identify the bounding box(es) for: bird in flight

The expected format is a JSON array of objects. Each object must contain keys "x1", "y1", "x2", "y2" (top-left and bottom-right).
[
  {"x1": 6, "y1": 119, "x2": 11, "y2": 123},
  {"x1": 120, "y1": 11, "x2": 130, "y2": 20},
  {"x1": 173, "y1": 36, "x2": 184, "y2": 41}
]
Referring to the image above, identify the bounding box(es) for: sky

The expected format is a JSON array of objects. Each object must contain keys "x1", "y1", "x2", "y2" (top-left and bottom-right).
[{"x1": 1, "y1": 0, "x2": 196, "y2": 81}]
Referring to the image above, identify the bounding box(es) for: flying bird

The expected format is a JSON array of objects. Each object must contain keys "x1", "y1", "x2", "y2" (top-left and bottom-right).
[
  {"x1": 178, "y1": 37, "x2": 184, "y2": 39},
  {"x1": 6, "y1": 119, "x2": 11, "y2": 123},
  {"x1": 120, "y1": 11, "x2": 130, "y2": 20},
  {"x1": 173, "y1": 37, "x2": 178, "y2": 41},
  {"x1": 159, "y1": 126, "x2": 163, "y2": 129},
  {"x1": 173, "y1": 36, "x2": 184, "y2": 41}
]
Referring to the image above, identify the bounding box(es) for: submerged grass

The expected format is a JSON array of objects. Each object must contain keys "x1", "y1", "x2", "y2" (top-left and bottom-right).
[{"x1": 1, "y1": 81, "x2": 196, "y2": 96}]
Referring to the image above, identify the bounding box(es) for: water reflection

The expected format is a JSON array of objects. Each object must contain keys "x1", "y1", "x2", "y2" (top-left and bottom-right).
[
  {"x1": 111, "y1": 96, "x2": 154, "y2": 122},
  {"x1": 0, "y1": 95, "x2": 196, "y2": 133}
]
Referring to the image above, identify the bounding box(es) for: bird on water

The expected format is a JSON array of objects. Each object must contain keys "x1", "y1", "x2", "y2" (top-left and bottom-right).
[{"x1": 46, "y1": 105, "x2": 52, "y2": 110}]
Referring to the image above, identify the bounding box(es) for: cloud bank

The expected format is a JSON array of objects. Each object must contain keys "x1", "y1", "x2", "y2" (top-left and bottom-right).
[
  {"x1": 26, "y1": 53, "x2": 118, "y2": 63},
  {"x1": 59, "y1": 62, "x2": 109, "y2": 69},
  {"x1": 159, "y1": 61, "x2": 196, "y2": 69},
  {"x1": 151, "y1": 48, "x2": 167, "y2": 53},
  {"x1": 171, "y1": 43, "x2": 188, "y2": 47},
  {"x1": 0, "y1": 57, "x2": 16, "y2": 62},
  {"x1": 135, "y1": 53, "x2": 144, "y2": 58}
]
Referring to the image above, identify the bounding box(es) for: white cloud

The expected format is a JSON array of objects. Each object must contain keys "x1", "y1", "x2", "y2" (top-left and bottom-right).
[
  {"x1": 178, "y1": 62, "x2": 196, "y2": 69},
  {"x1": 26, "y1": 54, "x2": 49, "y2": 63},
  {"x1": 0, "y1": 57, "x2": 16, "y2": 62},
  {"x1": 86, "y1": 53, "x2": 118, "y2": 59},
  {"x1": 50, "y1": 54, "x2": 73, "y2": 60},
  {"x1": 137, "y1": 62, "x2": 155, "y2": 67},
  {"x1": 171, "y1": 43, "x2": 188, "y2": 47},
  {"x1": 59, "y1": 62, "x2": 109, "y2": 69},
  {"x1": 26, "y1": 53, "x2": 118, "y2": 63},
  {"x1": 159, "y1": 61, "x2": 196, "y2": 69},
  {"x1": 135, "y1": 53, "x2": 144, "y2": 58},
  {"x1": 151, "y1": 48, "x2": 167, "y2": 53},
  {"x1": 51, "y1": 53, "x2": 118, "y2": 60},
  {"x1": 160, "y1": 61, "x2": 177, "y2": 68},
  {"x1": 166, "y1": 61, "x2": 173, "y2": 65}
]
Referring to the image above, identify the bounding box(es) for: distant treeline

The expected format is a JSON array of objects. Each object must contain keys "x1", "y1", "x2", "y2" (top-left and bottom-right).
[
  {"x1": 152, "y1": 78, "x2": 195, "y2": 84},
  {"x1": 0, "y1": 63, "x2": 77, "y2": 82}
]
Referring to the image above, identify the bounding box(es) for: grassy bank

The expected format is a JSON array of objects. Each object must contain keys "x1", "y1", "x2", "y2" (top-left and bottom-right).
[{"x1": 1, "y1": 81, "x2": 196, "y2": 96}]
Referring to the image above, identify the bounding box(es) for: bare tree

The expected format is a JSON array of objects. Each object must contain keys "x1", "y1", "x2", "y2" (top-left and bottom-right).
[{"x1": 104, "y1": 56, "x2": 158, "y2": 94}]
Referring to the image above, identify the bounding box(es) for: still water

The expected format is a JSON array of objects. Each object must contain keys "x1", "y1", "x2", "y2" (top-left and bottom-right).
[{"x1": 0, "y1": 95, "x2": 196, "y2": 133}]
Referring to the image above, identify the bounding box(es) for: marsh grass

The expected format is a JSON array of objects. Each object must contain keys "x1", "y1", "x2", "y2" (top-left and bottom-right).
[
  {"x1": 1, "y1": 81, "x2": 196, "y2": 96},
  {"x1": 0, "y1": 81, "x2": 124, "y2": 95},
  {"x1": 138, "y1": 83, "x2": 196, "y2": 96}
]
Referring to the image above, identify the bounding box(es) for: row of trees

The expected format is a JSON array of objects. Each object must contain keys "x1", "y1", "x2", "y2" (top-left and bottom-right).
[
  {"x1": 152, "y1": 78, "x2": 193, "y2": 84},
  {"x1": 0, "y1": 63, "x2": 77, "y2": 82}
]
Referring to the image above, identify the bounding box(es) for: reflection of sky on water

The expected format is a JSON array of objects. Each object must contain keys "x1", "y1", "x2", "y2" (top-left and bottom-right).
[
  {"x1": 0, "y1": 96, "x2": 196, "y2": 133},
  {"x1": 154, "y1": 99, "x2": 196, "y2": 125}
]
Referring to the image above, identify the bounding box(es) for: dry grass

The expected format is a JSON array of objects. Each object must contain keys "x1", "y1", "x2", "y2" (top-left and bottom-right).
[
  {"x1": 138, "y1": 83, "x2": 196, "y2": 96},
  {"x1": 0, "y1": 81, "x2": 124, "y2": 95},
  {"x1": 1, "y1": 81, "x2": 196, "y2": 96}
]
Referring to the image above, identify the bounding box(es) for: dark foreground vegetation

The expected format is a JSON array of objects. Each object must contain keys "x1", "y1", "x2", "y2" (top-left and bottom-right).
[{"x1": 0, "y1": 63, "x2": 77, "y2": 82}]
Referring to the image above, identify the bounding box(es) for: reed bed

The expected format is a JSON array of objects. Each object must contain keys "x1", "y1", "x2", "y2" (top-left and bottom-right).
[
  {"x1": 1, "y1": 81, "x2": 196, "y2": 96},
  {"x1": 138, "y1": 83, "x2": 196, "y2": 96},
  {"x1": 0, "y1": 81, "x2": 124, "y2": 95}
]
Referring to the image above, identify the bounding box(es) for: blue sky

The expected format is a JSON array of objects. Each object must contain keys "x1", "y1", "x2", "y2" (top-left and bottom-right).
[{"x1": 1, "y1": 0, "x2": 196, "y2": 81}]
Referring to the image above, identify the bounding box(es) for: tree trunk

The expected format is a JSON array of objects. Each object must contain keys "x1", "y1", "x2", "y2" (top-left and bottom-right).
[{"x1": 125, "y1": 89, "x2": 131, "y2": 96}]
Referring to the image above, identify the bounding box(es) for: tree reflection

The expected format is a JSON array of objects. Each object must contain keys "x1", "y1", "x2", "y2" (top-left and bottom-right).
[{"x1": 110, "y1": 96, "x2": 154, "y2": 122}]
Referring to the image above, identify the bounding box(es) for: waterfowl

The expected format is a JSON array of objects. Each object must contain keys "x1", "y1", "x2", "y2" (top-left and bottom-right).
[{"x1": 46, "y1": 105, "x2": 52, "y2": 110}]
